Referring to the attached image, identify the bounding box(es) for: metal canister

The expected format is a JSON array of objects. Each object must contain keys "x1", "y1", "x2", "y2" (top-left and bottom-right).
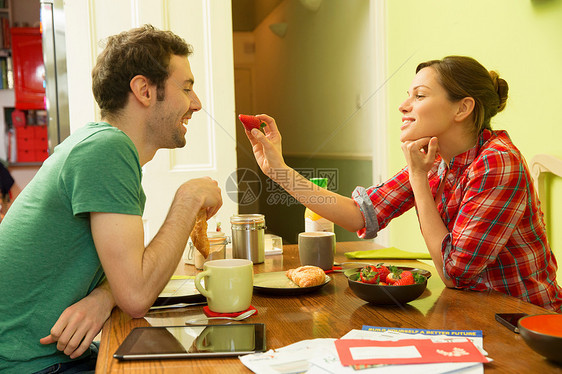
[{"x1": 230, "y1": 214, "x2": 265, "y2": 264}]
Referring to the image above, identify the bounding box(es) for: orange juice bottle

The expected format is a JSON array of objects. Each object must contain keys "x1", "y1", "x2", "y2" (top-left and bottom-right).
[{"x1": 304, "y1": 178, "x2": 334, "y2": 232}]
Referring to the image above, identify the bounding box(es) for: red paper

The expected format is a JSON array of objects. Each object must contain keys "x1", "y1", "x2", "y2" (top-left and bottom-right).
[
  {"x1": 203, "y1": 305, "x2": 258, "y2": 318},
  {"x1": 335, "y1": 338, "x2": 487, "y2": 366}
]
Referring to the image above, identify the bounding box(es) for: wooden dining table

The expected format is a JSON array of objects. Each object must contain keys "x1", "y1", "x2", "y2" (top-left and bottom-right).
[{"x1": 96, "y1": 241, "x2": 562, "y2": 373}]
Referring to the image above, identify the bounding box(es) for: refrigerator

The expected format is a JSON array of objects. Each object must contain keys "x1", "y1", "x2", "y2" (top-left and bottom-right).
[{"x1": 40, "y1": 0, "x2": 70, "y2": 153}]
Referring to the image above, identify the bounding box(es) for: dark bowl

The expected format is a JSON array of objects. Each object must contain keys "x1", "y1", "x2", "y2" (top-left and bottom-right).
[
  {"x1": 344, "y1": 266, "x2": 431, "y2": 305},
  {"x1": 518, "y1": 314, "x2": 562, "y2": 363}
]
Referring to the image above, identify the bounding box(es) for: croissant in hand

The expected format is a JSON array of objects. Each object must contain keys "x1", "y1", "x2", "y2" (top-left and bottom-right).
[{"x1": 190, "y1": 209, "x2": 210, "y2": 258}]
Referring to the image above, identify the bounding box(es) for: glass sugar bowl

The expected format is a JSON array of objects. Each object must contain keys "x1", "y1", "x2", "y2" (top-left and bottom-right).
[{"x1": 191, "y1": 231, "x2": 229, "y2": 270}]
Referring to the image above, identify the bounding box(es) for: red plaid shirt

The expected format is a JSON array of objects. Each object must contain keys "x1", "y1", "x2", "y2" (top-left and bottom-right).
[{"x1": 353, "y1": 130, "x2": 562, "y2": 312}]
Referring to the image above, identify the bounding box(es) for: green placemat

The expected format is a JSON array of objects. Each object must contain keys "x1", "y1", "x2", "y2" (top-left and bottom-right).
[{"x1": 345, "y1": 247, "x2": 431, "y2": 260}]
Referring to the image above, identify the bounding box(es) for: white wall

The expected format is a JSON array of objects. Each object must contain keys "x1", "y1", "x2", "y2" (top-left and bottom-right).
[{"x1": 252, "y1": 0, "x2": 374, "y2": 158}]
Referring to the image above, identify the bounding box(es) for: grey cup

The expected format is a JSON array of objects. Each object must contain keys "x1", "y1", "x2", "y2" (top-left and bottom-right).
[{"x1": 298, "y1": 231, "x2": 336, "y2": 270}]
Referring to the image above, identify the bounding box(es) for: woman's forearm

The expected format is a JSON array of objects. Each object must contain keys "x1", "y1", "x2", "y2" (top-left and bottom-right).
[
  {"x1": 272, "y1": 167, "x2": 365, "y2": 233},
  {"x1": 410, "y1": 177, "x2": 454, "y2": 288}
]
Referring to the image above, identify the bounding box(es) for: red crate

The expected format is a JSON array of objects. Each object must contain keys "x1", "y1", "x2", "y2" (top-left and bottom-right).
[
  {"x1": 35, "y1": 148, "x2": 49, "y2": 162},
  {"x1": 17, "y1": 148, "x2": 35, "y2": 163},
  {"x1": 34, "y1": 125, "x2": 48, "y2": 140},
  {"x1": 15, "y1": 125, "x2": 49, "y2": 163},
  {"x1": 15, "y1": 125, "x2": 34, "y2": 140},
  {"x1": 11, "y1": 27, "x2": 46, "y2": 110}
]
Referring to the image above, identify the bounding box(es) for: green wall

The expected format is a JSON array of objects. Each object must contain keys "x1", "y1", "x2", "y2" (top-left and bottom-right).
[
  {"x1": 247, "y1": 1, "x2": 374, "y2": 245},
  {"x1": 385, "y1": 1, "x2": 562, "y2": 254}
]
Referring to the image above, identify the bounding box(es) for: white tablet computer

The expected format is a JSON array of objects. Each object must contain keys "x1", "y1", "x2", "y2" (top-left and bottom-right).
[{"x1": 113, "y1": 324, "x2": 266, "y2": 360}]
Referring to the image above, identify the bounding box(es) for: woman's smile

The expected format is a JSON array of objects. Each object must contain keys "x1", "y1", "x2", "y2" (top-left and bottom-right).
[{"x1": 401, "y1": 116, "x2": 415, "y2": 130}]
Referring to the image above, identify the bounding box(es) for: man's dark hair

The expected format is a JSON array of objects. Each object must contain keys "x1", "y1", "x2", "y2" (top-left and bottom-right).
[{"x1": 92, "y1": 24, "x2": 193, "y2": 118}]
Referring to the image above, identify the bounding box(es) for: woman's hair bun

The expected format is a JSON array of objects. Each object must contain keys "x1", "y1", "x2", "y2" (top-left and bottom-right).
[{"x1": 489, "y1": 70, "x2": 508, "y2": 113}]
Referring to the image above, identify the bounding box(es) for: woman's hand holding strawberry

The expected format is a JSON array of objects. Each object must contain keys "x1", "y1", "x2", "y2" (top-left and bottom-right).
[{"x1": 242, "y1": 114, "x2": 287, "y2": 180}]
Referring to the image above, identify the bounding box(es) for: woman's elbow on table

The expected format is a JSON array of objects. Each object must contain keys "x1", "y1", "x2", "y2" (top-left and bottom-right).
[
  {"x1": 443, "y1": 281, "x2": 456, "y2": 289},
  {"x1": 433, "y1": 265, "x2": 457, "y2": 289}
]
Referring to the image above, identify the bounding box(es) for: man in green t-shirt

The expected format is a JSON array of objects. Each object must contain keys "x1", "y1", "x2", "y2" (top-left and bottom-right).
[{"x1": 0, "y1": 25, "x2": 222, "y2": 374}]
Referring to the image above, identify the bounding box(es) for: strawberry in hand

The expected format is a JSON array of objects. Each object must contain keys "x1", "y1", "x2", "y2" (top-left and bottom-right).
[{"x1": 239, "y1": 114, "x2": 266, "y2": 132}]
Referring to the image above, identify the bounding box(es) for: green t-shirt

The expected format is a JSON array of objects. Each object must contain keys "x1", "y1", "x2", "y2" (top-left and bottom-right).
[{"x1": 0, "y1": 122, "x2": 146, "y2": 373}]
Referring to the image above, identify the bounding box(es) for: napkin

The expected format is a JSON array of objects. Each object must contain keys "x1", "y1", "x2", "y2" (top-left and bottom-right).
[
  {"x1": 345, "y1": 247, "x2": 431, "y2": 260},
  {"x1": 324, "y1": 266, "x2": 343, "y2": 274},
  {"x1": 203, "y1": 305, "x2": 258, "y2": 318},
  {"x1": 171, "y1": 275, "x2": 195, "y2": 280}
]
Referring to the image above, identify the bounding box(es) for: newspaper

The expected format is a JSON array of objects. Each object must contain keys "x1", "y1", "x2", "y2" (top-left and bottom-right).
[{"x1": 239, "y1": 327, "x2": 489, "y2": 374}]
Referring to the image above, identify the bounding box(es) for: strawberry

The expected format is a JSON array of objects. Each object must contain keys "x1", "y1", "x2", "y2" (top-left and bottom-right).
[
  {"x1": 239, "y1": 114, "x2": 266, "y2": 132},
  {"x1": 385, "y1": 265, "x2": 401, "y2": 284},
  {"x1": 385, "y1": 265, "x2": 426, "y2": 286},
  {"x1": 359, "y1": 265, "x2": 380, "y2": 284},
  {"x1": 393, "y1": 270, "x2": 414, "y2": 286},
  {"x1": 374, "y1": 263, "x2": 390, "y2": 281},
  {"x1": 359, "y1": 263, "x2": 390, "y2": 284},
  {"x1": 386, "y1": 272, "x2": 399, "y2": 284}
]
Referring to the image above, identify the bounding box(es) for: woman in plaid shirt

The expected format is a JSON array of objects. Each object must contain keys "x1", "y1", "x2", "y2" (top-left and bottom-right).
[{"x1": 245, "y1": 56, "x2": 561, "y2": 312}]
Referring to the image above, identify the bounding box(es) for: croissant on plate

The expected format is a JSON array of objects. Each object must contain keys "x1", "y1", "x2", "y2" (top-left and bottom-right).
[{"x1": 286, "y1": 266, "x2": 326, "y2": 287}]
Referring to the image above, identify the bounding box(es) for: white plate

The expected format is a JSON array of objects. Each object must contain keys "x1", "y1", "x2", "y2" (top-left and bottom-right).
[{"x1": 153, "y1": 278, "x2": 205, "y2": 306}]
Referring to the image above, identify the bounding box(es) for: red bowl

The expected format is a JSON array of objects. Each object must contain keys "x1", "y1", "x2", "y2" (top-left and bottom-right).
[{"x1": 518, "y1": 314, "x2": 562, "y2": 363}]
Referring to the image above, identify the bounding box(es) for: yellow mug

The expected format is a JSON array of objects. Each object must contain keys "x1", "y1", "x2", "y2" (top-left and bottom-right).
[{"x1": 195, "y1": 259, "x2": 253, "y2": 313}]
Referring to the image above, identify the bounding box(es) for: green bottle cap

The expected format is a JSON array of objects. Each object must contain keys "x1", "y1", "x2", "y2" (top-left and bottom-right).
[{"x1": 310, "y1": 177, "x2": 328, "y2": 189}]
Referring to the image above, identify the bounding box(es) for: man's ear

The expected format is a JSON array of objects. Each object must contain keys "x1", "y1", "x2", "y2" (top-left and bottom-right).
[
  {"x1": 455, "y1": 97, "x2": 475, "y2": 122},
  {"x1": 129, "y1": 75, "x2": 152, "y2": 107}
]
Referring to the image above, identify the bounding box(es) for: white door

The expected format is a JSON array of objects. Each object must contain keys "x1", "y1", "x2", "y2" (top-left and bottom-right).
[{"x1": 64, "y1": 0, "x2": 238, "y2": 245}]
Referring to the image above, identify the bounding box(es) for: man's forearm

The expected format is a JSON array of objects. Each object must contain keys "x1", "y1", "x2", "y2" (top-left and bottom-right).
[
  {"x1": 92, "y1": 178, "x2": 221, "y2": 318},
  {"x1": 90, "y1": 278, "x2": 116, "y2": 313},
  {"x1": 139, "y1": 191, "x2": 202, "y2": 305}
]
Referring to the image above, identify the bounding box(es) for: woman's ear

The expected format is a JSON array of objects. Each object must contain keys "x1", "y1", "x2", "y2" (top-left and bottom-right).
[
  {"x1": 455, "y1": 97, "x2": 475, "y2": 122},
  {"x1": 129, "y1": 75, "x2": 152, "y2": 107}
]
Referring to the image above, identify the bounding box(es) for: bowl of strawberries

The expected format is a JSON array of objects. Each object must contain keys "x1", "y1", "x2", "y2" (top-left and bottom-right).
[{"x1": 344, "y1": 264, "x2": 431, "y2": 305}]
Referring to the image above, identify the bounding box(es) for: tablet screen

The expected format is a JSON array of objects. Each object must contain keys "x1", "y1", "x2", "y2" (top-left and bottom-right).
[{"x1": 113, "y1": 324, "x2": 266, "y2": 360}]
